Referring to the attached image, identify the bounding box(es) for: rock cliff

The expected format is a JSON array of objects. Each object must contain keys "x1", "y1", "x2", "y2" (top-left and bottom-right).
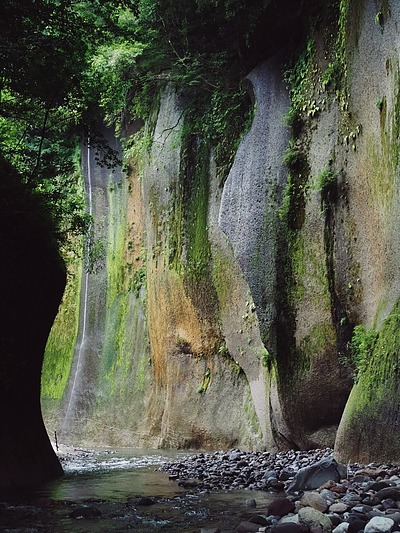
[{"x1": 41, "y1": 0, "x2": 400, "y2": 462}]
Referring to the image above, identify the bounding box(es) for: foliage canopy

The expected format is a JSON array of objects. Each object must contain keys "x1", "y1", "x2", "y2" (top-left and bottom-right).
[{"x1": 0, "y1": 0, "x2": 312, "y2": 247}]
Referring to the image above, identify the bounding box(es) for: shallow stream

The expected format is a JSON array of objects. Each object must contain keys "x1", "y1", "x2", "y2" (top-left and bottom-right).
[{"x1": 0, "y1": 448, "x2": 275, "y2": 532}]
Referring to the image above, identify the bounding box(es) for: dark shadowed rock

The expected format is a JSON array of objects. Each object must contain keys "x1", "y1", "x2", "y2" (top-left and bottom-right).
[
  {"x1": 347, "y1": 515, "x2": 369, "y2": 533},
  {"x1": 287, "y1": 458, "x2": 347, "y2": 494},
  {"x1": 376, "y1": 488, "x2": 400, "y2": 502},
  {"x1": 70, "y1": 506, "x2": 102, "y2": 519},
  {"x1": 235, "y1": 521, "x2": 262, "y2": 533},
  {"x1": 271, "y1": 523, "x2": 303, "y2": 533},
  {"x1": 136, "y1": 497, "x2": 156, "y2": 506},
  {"x1": 249, "y1": 515, "x2": 269, "y2": 526},
  {"x1": 0, "y1": 161, "x2": 65, "y2": 490},
  {"x1": 268, "y1": 498, "x2": 296, "y2": 517}
]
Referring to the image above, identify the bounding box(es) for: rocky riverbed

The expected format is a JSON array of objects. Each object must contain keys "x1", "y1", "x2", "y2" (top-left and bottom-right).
[
  {"x1": 161, "y1": 448, "x2": 400, "y2": 533},
  {"x1": 3, "y1": 447, "x2": 400, "y2": 533}
]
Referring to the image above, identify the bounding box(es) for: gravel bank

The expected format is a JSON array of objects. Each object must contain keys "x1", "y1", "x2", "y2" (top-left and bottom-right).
[{"x1": 161, "y1": 448, "x2": 400, "y2": 533}]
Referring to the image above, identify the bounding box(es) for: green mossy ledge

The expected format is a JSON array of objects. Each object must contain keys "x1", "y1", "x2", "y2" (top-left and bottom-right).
[{"x1": 335, "y1": 300, "x2": 400, "y2": 463}]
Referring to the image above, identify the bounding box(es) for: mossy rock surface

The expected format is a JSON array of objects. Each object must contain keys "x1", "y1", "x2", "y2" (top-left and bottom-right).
[{"x1": 335, "y1": 301, "x2": 400, "y2": 463}]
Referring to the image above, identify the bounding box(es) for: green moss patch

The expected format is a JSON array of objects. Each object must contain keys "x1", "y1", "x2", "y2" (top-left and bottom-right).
[{"x1": 41, "y1": 259, "x2": 82, "y2": 399}]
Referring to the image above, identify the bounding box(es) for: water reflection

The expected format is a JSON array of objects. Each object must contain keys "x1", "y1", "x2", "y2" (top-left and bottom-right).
[
  {"x1": 0, "y1": 448, "x2": 275, "y2": 532},
  {"x1": 51, "y1": 448, "x2": 189, "y2": 501}
]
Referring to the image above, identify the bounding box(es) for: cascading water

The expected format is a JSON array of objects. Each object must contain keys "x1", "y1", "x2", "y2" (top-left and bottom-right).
[
  {"x1": 58, "y1": 128, "x2": 122, "y2": 442},
  {"x1": 62, "y1": 139, "x2": 93, "y2": 429}
]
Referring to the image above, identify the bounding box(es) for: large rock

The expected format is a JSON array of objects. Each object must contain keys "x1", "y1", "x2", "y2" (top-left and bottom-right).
[
  {"x1": 300, "y1": 492, "x2": 329, "y2": 513},
  {"x1": 298, "y1": 507, "x2": 332, "y2": 533},
  {"x1": 287, "y1": 457, "x2": 347, "y2": 494}
]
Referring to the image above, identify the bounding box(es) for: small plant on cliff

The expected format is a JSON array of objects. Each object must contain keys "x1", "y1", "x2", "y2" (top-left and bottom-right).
[
  {"x1": 374, "y1": 10, "x2": 384, "y2": 27},
  {"x1": 284, "y1": 38, "x2": 317, "y2": 118},
  {"x1": 131, "y1": 266, "x2": 146, "y2": 297},
  {"x1": 258, "y1": 348, "x2": 271, "y2": 369},
  {"x1": 376, "y1": 96, "x2": 385, "y2": 112},
  {"x1": 316, "y1": 168, "x2": 337, "y2": 193},
  {"x1": 350, "y1": 325, "x2": 378, "y2": 381},
  {"x1": 197, "y1": 368, "x2": 211, "y2": 393}
]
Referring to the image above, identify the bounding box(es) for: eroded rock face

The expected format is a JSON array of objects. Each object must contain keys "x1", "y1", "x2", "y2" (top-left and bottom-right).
[
  {"x1": 40, "y1": 0, "x2": 400, "y2": 460},
  {"x1": 334, "y1": 0, "x2": 400, "y2": 464},
  {"x1": 0, "y1": 161, "x2": 65, "y2": 490},
  {"x1": 219, "y1": 55, "x2": 290, "y2": 349}
]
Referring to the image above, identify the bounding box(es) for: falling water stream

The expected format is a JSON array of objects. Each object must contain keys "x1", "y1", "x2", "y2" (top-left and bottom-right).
[
  {"x1": 63, "y1": 139, "x2": 93, "y2": 427},
  {"x1": 0, "y1": 448, "x2": 274, "y2": 532}
]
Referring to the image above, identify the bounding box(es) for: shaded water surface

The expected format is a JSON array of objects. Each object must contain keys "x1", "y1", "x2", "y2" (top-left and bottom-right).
[{"x1": 0, "y1": 448, "x2": 274, "y2": 532}]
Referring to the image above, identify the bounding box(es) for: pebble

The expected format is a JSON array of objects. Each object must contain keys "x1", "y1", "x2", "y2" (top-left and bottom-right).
[{"x1": 160, "y1": 448, "x2": 400, "y2": 532}]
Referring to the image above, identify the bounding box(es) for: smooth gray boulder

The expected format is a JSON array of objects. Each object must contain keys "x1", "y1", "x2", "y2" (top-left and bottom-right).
[{"x1": 286, "y1": 457, "x2": 347, "y2": 494}]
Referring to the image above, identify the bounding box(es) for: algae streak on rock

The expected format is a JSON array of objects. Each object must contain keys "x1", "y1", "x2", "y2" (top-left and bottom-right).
[{"x1": 139, "y1": 84, "x2": 264, "y2": 449}]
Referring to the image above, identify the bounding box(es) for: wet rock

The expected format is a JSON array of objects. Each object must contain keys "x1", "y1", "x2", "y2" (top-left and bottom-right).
[
  {"x1": 330, "y1": 485, "x2": 348, "y2": 496},
  {"x1": 321, "y1": 490, "x2": 338, "y2": 504},
  {"x1": 310, "y1": 527, "x2": 324, "y2": 533},
  {"x1": 362, "y1": 496, "x2": 381, "y2": 507},
  {"x1": 381, "y1": 499, "x2": 397, "y2": 511},
  {"x1": 230, "y1": 451, "x2": 242, "y2": 461},
  {"x1": 351, "y1": 505, "x2": 375, "y2": 515},
  {"x1": 279, "y1": 515, "x2": 300, "y2": 525},
  {"x1": 245, "y1": 498, "x2": 257, "y2": 508},
  {"x1": 280, "y1": 471, "x2": 293, "y2": 482},
  {"x1": 270, "y1": 480, "x2": 287, "y2": 492},
  {"x1": 386, "y1": 513, "x2": 400, "y2": 525},
  {"x1": 341, "y1": 493, "x2": 362, "y2": 506},
  {"x1": 160, "y1": 447, "x2": 400, "y2": 533}
]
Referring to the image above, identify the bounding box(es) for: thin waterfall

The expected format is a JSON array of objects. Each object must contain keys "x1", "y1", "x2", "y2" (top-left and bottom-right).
[{"x1": 62, "y1": 137, "x2": 93, "y2": 426}]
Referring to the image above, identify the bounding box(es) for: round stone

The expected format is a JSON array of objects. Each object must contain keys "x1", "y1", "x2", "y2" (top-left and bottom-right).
[{"x1": 364, "y1": 517, "x2": 395, "y2": 533}]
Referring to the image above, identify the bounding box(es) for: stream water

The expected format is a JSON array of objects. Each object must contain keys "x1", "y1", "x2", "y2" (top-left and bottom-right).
[{"x1": 0, "y1": 448, "x2": 275, "y2": 532}]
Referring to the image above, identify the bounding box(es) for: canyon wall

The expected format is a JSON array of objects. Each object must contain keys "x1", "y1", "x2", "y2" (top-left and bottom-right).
[{"x1": 42, "y1": 0, "x2": 400, "y2": 461}]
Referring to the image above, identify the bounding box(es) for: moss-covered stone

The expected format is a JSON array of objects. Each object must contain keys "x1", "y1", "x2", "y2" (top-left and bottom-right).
[{"x1": 335, "y1": 300, "x2": 400, "y2": 463}]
